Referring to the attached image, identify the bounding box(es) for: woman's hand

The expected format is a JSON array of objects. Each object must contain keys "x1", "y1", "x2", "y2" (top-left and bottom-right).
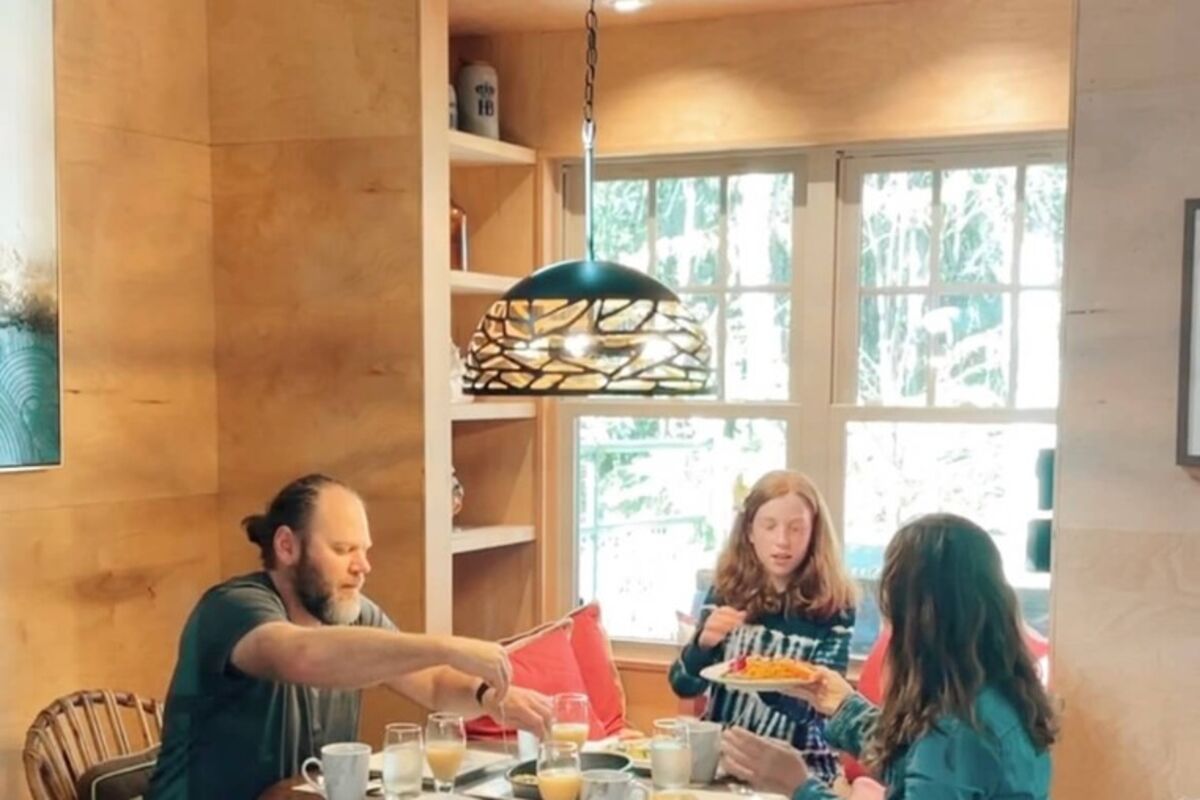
[
  {"x1": 783, "y1": 665, "x2": 855, "y2": 717},
  {"x1": 697, "y1": 606, "x2": 747, "y2": 650},
  {"x1": 720, "y1": 727, "x2": 810, "y2": 796}
]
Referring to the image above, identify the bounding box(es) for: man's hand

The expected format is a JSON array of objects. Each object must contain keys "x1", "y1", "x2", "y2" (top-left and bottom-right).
[
  {"x1": 720, "y1": 727, "x2": 810, "y2": 796},
  {"x1": 442, "y1": 637, "x2": 512, "y2": 700},
  {"x1": 482, "y1": 686, "x2": 554, "y2": 738}
]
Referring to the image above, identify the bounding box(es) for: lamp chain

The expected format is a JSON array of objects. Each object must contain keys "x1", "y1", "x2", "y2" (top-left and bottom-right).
[{"x1": 582, "y1": 0, "x2": 598, "y2": 262}]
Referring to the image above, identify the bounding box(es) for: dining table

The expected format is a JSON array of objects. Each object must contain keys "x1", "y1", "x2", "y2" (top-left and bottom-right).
[{"x1": 257, "y1": 742, "x2": 797, "y2": 800}]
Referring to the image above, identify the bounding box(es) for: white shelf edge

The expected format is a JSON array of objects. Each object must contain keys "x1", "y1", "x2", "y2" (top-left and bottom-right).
[
  {"x1": 448, "y1": 130, "x2": 536, "y2": 166},
  {"x1": 450, "y1": 524, "x2": 536, "y2": 555},
  {"x1": 449, "y1": 271, "x2": 519, "y2": 295},
  {"x1": 450, "y1": 401, "x2": 537, "y2": 422}
]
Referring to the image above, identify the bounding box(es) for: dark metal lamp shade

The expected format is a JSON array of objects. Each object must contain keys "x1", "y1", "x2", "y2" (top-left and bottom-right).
[{"x1": 463, "y1": 259, "x2": 714, "y2": 396}]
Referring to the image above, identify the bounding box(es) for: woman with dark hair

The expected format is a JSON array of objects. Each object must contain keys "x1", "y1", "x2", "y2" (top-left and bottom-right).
[{"x1": 720, "y1": 513, "x2": 1056, "y2": 800}]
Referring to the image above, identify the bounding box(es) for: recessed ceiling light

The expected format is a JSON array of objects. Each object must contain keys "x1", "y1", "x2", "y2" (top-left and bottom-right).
[{"x1": 612, "y1": 0, "x2": 647, "y2": 12}]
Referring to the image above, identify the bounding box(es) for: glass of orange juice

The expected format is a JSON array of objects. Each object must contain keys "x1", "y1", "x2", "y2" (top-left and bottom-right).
[
  {"x1": 425, "y1": 712, "x2": 466, "y2": 794},
  {"x1": 550, "y1": 693, "x2": 590, "y2": 748},
  {"x1": 537, "y1": 741, "x2": 582, "y2": 800}
]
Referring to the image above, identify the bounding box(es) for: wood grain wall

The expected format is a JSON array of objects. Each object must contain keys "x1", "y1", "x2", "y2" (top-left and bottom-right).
[
  {"x1": 0, "y1": 2, "x2": 219, "y2": 797},
  {"x1": 452, "y1": 0, "x2": 1072, "y2": 156},
  {"x1": 207, "y1": 0, "x2": 438, "y2": 741},
  {"x1": 1054, "y1": 2, "x2": 1200, "y2": 798}
]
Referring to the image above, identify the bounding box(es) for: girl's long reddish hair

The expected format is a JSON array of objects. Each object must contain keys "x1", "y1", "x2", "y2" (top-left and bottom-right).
[{"x1": 714, "y1": 470, "x2": 857, "y2": 621}]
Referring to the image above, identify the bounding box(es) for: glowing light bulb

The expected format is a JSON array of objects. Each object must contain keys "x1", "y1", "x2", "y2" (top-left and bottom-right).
[{"x1": 565, "y1": 335, "x2": 592, "y2": 357}]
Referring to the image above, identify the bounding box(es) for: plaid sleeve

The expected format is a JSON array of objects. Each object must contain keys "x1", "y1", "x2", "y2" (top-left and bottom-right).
[
  {"x1": 825, "y1": 692, "x2": 879, "y2": 759},
  {"x1": 792, "y1": 777, "x2": 840, "y2": 800},
  {"x1": 668, "y1": 650, "x2": 711, "y2": 698},
  {"x1": 669, "y1": 593, "x2": 722, "y2": 698}
]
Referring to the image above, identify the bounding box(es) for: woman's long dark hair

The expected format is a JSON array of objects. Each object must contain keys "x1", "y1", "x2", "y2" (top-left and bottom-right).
[{"x1": 866, "y1": 513, "x2": 1057, "y2": 768}]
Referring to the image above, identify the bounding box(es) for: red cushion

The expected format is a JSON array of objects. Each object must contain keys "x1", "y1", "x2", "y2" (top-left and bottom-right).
[
  {"x1": 567, "y1": 603, "x2": 628, "y2": 736},
  {"x1": 465, "y1": 622, "x2": 605, "y2": 740}
]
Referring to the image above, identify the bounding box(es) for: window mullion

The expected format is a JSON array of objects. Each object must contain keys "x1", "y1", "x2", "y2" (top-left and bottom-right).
[
  {"x1": 717, "y1": 174, "x2": 730, "y2": 401},
  {"x1": 647, "y1": 178, "x2": 658, "y2": 278},
  {"x1": 927, "y1": 169, "x2": 943, "y2": 407},
  {"x1": 1009, "y1": 164, "x2": 1027, "y2": 409}
]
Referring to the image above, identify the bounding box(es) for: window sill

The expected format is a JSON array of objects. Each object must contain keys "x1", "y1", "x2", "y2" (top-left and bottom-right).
[{"x1": 612, "y1": 639, "x2": 681, "y2": 668}]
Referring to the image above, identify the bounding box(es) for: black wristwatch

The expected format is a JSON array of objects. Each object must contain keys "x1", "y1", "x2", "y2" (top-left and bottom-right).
[{"x1": 474, "y1": 681, "x2": 491, "y2": 706}]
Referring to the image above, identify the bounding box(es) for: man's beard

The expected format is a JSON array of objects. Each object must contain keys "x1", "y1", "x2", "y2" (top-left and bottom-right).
[{"x1": 295, "y1": 548, "x2": 361, "y2": 625}]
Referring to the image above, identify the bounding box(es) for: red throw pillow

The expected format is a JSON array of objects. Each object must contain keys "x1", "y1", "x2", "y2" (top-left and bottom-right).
[
  {"x1": 465, "y1": 620, "x2": 605, "y2": 740},
  {"x1": 567, "y1": 603, "x2": 628, "y2": 736}
]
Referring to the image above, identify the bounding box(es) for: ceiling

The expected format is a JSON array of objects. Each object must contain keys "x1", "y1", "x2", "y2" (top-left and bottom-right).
[{"x1": 449, "y1": 0, "x2": 902, "y2": 35}]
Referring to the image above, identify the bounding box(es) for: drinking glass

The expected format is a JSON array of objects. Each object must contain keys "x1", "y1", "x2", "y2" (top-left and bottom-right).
[
  {"x1": 537, "y1": 741, "x2": 582, "y2": 800},
  {"x1": 550, "y1": 693, "x2": 590, "y2": 749},
  {"x1": 425, "y1": 712, "x2": 466, "y2": 794},
  {"x1": 382, "y1": 723, "x2": 423, "y2": 799},
  {"x1": 649, "y1": 718, "x2": 692, "y2": 790}
]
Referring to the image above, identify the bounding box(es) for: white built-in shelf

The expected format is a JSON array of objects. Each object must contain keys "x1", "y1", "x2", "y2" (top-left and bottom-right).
[
  {"x1": 450, "y1": 524, "x2": 536, "y2": 555},
  {"x1": 449, "y1": 270, "x2": 519, "y2": 295},
  {"x1": 450, "y1": 401, "x2": 536, "y2": 422},
  {"x1": 449, "y1": 130, "x2": 536, "y2": 167}
]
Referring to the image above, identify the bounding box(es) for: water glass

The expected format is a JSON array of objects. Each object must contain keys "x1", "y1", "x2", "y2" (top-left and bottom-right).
[
  {"x1": 650, "y1": 718, "x2": 692, "y2": 790},
  {"x1": 382, "y1": 723, "x2": 423, "y2": 799}
]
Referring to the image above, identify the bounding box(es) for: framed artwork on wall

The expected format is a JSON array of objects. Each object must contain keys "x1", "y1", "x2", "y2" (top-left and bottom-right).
[
  {"x1": 0, "y1": 0, "x2": 60, "y2": 471},
  {"x1": 1177, "y1": 199, "x2": 1200, "y2": 466}
]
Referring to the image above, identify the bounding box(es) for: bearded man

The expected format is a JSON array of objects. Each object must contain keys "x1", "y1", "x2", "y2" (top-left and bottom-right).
[{"x1": 148, "y1": 474, "x2": 551, "y2": 799}]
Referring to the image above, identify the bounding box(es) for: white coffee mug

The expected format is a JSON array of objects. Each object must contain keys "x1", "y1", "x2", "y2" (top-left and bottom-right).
[
  {"x1": 456, "y1": 61, "x2": 499, "y2": 139},
  {"x1": 301, "y1": 742, "x2": 371, "y2": 800},
  {"x1": 517, "y1": 729, "x2": 540, "y2": 760},
  {"x1": 581, "y1": 769, "x2": 651, "y2": 800},
  {"x1": 681, "y1": 719, "x2": 721, "y2": 784}
]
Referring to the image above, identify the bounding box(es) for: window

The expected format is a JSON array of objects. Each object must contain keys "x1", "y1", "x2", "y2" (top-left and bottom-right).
[
  {"x1": 837, "y1": 151, "x2": 1065, "y2": 656},
  {"x1": 559, "y1": 142, "x2": 1066, "y2": 654},
  {"x1": 561, "y1": 157, "x2": 804, "y2": 644}
]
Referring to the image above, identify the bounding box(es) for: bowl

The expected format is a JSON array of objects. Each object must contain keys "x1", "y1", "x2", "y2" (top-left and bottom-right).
[{"x1": 506, "y1": 752, "x2": 632, "y2": 800}]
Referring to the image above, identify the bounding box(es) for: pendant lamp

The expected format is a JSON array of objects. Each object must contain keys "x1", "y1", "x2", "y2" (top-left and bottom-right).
[{"x1": 462, "y1": 1, "x2": 714, "y2": 396}]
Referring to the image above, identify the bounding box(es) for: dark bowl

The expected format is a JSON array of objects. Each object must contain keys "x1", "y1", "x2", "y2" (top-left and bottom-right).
[{"x1": 506, "y1": 752, "x2": 632, "y2": 800}]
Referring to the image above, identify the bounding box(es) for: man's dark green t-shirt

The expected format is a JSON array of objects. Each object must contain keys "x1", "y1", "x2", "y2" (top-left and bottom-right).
[{"x1": 147, "y1": 572, "x2": 395, "y2": 800}]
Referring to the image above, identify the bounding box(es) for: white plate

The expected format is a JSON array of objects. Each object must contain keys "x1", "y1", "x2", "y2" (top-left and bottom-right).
[
  {"x1": 600, "y1": 738, "x2": 651, "y2": 771},
  {"x1": 699, "y1": 660, "x2": 818, "y2": 693}
]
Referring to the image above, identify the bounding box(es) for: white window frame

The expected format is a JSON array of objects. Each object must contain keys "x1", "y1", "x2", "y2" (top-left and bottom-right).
[
  {"x1": 553, "y1": 136, "x2": 1066, "y2": 659},
  {"x1": 827, "y1": 140, "x2": 1066, "y2": 540}
]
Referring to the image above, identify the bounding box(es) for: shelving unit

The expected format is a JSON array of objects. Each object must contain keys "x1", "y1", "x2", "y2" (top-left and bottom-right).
[
  {"x1": 450, "y1": 524, "x2": 536, "y2": 554},
  {"x1": 450, "y1": 400, "x2": 537, "y2": 422},
  {"x1": 432, "y1": 53, "x2": 546, "y2": 642},
  {"x1": 449, "y1": 270, "x2": 519, "y2": 295},
  {"x1": 449, "y1": 129, "x2": 537, "y2": 167}
]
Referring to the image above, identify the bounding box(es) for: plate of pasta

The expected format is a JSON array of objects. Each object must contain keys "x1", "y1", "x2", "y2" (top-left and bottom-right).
[{"x1": 700, "y1": 655, "x2": 821, "y2": 692}]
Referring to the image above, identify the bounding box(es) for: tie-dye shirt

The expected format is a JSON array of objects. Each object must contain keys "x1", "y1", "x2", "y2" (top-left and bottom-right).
[{"x1": 668, "y1": 590, "x2": 855, "y2": 787}]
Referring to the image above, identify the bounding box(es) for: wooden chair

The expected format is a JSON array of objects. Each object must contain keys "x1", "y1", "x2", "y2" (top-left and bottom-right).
[{"x1": 23, "y1": 689, "x2": 164, "y2": 800}]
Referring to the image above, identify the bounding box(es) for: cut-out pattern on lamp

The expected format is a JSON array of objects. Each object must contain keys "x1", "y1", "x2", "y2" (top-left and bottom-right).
[
  {"x1": 462, "y1": 0, "x2": 713, "y2": 397},
  {"x1": 463, "y1": 262, "x2": 711, "y2": 395}
]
